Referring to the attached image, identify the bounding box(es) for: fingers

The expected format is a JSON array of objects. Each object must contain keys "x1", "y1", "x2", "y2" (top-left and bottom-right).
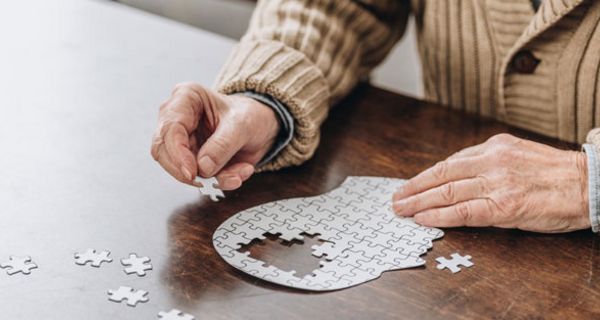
[
  {"x1": 152, "y1": 83, "x2": 205, "y2": 183},
  {"x1": 164, "y1": 122, "x2": 198, "y2": 181},
  {"x1": 394, "y1": 155, "x2": 488, "y2": 200},
  {"x1": 413, "y1": 198, "x2": 496, "y2": 227},
  {"x1": 153, "y1": 145, "x2": 195, "y2": 185},
  {"x1": 393, "y1": 177, "x2": 486, "y2": 216},
  {"x1": 214, "y1": 162, "x2": 255, "y2": 191},
  {"x1": 196, "y1": 118, "x2": 246, "y2": 177}
]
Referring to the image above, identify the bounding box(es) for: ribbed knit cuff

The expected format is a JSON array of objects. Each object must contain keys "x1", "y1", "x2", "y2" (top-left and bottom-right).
[
  {"x1": 235, "y1": 91, "x2": 294, "y2": 168},
  {"x1": 583, "y1": 144, "x2": 600, "y2": 232},
  {"x1": 215, "y1": 40, "x2": 331, "y2": 171},
  {"x1": 587, "y1": 128, "x2": 600, "y2": 146}
]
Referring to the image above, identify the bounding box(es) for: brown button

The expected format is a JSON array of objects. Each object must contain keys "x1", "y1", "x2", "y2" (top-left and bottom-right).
[{"x1": 511, "y1": 50, "x2": 540, "y2": 74}]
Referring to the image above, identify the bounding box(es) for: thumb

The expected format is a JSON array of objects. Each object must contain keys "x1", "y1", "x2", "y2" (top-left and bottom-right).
[{"x1": 196, "y1": 119, "x2": 245, "y2": 177}]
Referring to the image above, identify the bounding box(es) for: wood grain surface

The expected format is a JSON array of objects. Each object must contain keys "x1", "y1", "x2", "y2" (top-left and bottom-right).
[{"x1": 0, "y1": 1, "x2": 598, "y2": 319}]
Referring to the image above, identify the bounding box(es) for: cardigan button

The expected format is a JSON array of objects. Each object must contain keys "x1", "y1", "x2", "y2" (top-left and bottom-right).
[{"x1": 511, "y1": 50, "x2": 540, "y2": 74}]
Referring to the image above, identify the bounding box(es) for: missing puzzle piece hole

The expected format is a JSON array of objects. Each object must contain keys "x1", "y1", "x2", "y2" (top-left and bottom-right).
[{"x1": 237, "y1": 233, "x2": 324, "y2": 278}]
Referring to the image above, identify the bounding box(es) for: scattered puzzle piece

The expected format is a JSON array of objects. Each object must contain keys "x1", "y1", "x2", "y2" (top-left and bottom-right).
[
  {"x1": 0, "y1": 256, "x2": 38, "y2": 275},
  {"x1": 194, "y1": 176, "x2": 225, "y2": 201},
  {"x1": 107, "y1": 286, "x2": 149, "y2": 307},
  {"x1": 158, "y1": 309, "x2": 195, "y2": 320},
  {"x1": 121, "y1": 253, "x2": 152, "y2": 276},
  {"x1": 74, "y1": 249, "x2": 112, "y2": 267},
  {"x1": 212, "y1": 176, "x2": 444, "y2": 291},
  {"x1": 436, "y1": 253, "x2": 473, "y2": 273}
]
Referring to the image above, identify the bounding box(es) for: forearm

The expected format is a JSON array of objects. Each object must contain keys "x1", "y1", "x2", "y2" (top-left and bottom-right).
[{"x1": 215, "y1": 0, "x2": 410, "y2": 170}]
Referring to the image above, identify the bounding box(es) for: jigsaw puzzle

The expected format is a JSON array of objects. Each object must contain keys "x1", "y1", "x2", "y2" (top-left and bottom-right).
[
  {"x1": 158, "y1": 309, "x2": 195, "y2": 320},
  {"x1": 194, "y1": 176, "x2": 224, "y2": 201},
  {"x1": 0, "y1": 256, "x2": 38, "y2": 275},
  {"x1": 436, "y1": 253, "x2": 473, "y2": 273},
  {"x1": 107, "y1": 286, "x2": 149, "y2": 307},
  {"x1": 74, "y1": 249, "x2": 112, "y2": 267},
  {"x1": 121, "y1": 253, "x2": 152, "y2": 276},
  {"x1": 213, "y1": 176, "x2": 444, "y2": 291}
]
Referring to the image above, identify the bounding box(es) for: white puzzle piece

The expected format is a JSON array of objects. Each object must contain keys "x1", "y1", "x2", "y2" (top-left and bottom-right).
[
  {"x1": 213, "y1": 176, "x2": 444, "y2": 291},
  {"x1": 158, "y1": 309, "x2": 195, "y2": 320},
  {"x1": 107, "y1": 286, "x2": 149, "y2": 307},
  {"x1": 74, "y1": 249, "x2": 112, "y2": 267},
  {"x1": 0, "y1": 256, "x2": 38, "y2": 275},
  {"x1": 194, "y1": 176, "x2": 224, "y2": 202},
  {"x1": 436, "y1": 253, "x2": 473, "y2": 273},
  {"x1": 120, "y1": 253, "x2": 152, "y2": 276}
]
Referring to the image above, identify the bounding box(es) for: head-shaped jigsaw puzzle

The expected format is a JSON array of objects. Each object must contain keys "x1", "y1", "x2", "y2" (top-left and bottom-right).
[{"x1": 213, "y1": 176, "x2": 444, "y2": 291}]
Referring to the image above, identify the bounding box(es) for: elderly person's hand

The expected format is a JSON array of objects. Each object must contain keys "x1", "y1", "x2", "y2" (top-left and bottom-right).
[
  {"x1": 393, "y1": 134, "x2": 590, "y2": 233},
  {"x1": 151, "y1": 83, "x2": 280, "y2": 190}
]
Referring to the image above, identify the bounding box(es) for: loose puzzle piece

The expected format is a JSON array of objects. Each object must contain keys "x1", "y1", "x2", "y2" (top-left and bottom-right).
[
  {"x1": 158, "y1": 309, "x2": 195, "y2": 320},
  {"x1": 212, "y1": 176, "x2": 444, "y2": 291},
  {"x1": 436, "y1": 253, "x2": 473, "y2": 273},
  {"x1": 74, "y1": 249, "x2": 112, "y2": 267},
  {"x1": 194, "y1": 176, "x2": 224, "y2": 202},
  {"x1": 0, "y1": 256, "x2": 38, "y2": 275},
  {"x1": 107, "y1": 286, "x2": 149, "y2": 307},
  {"x1": 121, "y1": 253, "x2": 152, "y2": 276}
]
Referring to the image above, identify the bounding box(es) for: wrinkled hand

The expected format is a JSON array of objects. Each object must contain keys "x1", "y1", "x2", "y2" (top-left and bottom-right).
[
  {"x1": 392, "y1": 134, "x2": 590, "y2": 233},
  {"x1": 151, "y1": 83, "x2": 280, "y2": 190}
]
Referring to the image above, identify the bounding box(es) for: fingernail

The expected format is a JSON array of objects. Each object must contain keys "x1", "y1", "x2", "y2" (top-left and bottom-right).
[
  {"x1": 240, "y1": 166, "x2": 254, "y2": 179},
  {"x1": 198, "y1": 156, "x2": 216, "y2": 176},
  {"x1": 394, "y1": 201, "x2": 411, "y2": 216},
  {"x1": 223, "y1": 176, "x2": 242, "y2": 190},
  {"x1": 181, "y1": 166, "x2": 193, "y2": 181}
]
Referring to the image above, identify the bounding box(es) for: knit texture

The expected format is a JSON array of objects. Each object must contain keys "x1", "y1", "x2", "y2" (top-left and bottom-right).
[{"x1": 216, "y1": 0, "x2": 600, "y2": 170}]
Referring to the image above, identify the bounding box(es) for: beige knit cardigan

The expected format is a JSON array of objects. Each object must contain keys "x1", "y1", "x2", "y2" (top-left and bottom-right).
[{"x1": 216, "y1": 0, "x2": 600, "y2": 171}]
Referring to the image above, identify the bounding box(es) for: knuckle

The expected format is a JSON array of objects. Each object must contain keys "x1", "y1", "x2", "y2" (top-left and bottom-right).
[
  {"x1": 150, "y1": 146, "x2": 159, "y2": 160},
  {"x1": 151, "y1": 127, "x2": 168, "y2": 160},
  {"x1": 493, "y1": 145, "x2": 516, "y2": 164},
  {"x1": 503, "y1": 171, "x2": 520, "y2": 187},
  {"x1": 150, "y1": 142, "x2": 160, "y2": 160},
  {"x1": 150, "y1": 142, "x2": 165, "y2": 163},
  {"x1": 454, "y1": 202, "x2": 473, "y2": 222},
  {"x1": 488, "y1": 133, "x2": 517, "y2": 145},
  {"x1": 497, "y1": 193, "x2": 520, "y2": 214},
  {"x1": 156, "y1": 121, "x2": 172, "y2": 138},
  {"x1": 432, "y1": 161, "x2": 449, "y2": 180},
  {"x1": 173, "y1": 82, "x2": 206, "y2": 101},
  {"x1": 475, "y1": 175, "x2": 492, "y2": 195},
  {"x1": 159, "y1": 100, "x2": 169, "y2": 112},
  {"x1": 173, "y1": 81, "x2": 199, "y2": 93},
  {"x1": 439, "y1": 182, "x2": 456, "y2": 203},
  {"x1": 210, "y1": 136, "x2": 231, "y2": 154}
]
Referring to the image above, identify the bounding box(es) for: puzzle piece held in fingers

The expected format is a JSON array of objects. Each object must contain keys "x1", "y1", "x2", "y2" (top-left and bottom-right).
[{"x1": 194, "y1": 176, "x2": 225, "y2": 202}]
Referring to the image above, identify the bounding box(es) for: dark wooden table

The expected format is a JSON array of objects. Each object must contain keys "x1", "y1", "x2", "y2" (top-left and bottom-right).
[{"x1": 1, "y1": 1, "x2": 599, "y2": 319}]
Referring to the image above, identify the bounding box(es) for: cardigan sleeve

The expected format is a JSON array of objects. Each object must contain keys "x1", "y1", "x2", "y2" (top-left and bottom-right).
[
  {"x1": 585, "y1": 129, "x2": 600, "y2": 232},
  {"x1": 214, "y1": 0, "x2": 410, "y2": 171},
  {"x1": 587, "y1": 128, "x2": 600, "y2": 146}
]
